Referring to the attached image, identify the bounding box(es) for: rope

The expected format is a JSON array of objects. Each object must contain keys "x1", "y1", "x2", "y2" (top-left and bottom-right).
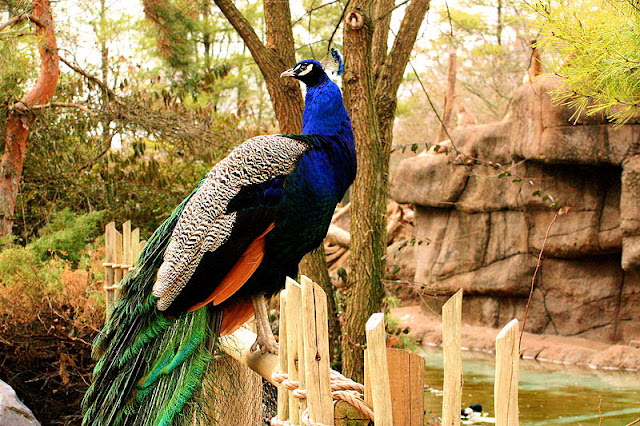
[{"x1": 270, "y1": 370, "x2": 375, "y2": 426}]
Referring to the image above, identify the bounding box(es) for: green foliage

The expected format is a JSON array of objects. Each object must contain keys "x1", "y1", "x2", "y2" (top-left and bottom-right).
[
  {"x1": 11, "y1": 64, "x2": 244, "y2": 239},
  {"x1": 384, "y1": 304, "x2": 419, "y2": 352},
  {"x1": 142, "y1": 0, "x2": 197, "y2": 69},
  {"x1": 0, "y1": 43, "x2": 33, "y2": 103},
  {"x1": 534, "y1": 0, "x2": 640, "y2": 124},
  {"x1": 30, "y1": 209, "x2": 104, "y2": 266},
  {"x1": 0, "y1": 244, "x2": 63, "y2": 296},
  {"x1": 443, "y1": 7, "x2": 490, "y2": 35},
  {"x1": 0, "y1": 209, "x2": 104, "y2": 294}
]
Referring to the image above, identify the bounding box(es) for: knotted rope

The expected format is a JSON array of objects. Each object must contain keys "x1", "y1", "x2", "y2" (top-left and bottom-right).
[{"x1": 270, "y1": 370, "x2": 375, "y2": 426}]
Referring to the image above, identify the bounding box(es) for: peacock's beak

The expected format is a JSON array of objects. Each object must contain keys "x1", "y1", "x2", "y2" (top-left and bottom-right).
[{"x1": 280, "y1": 68, "x2": 295, "y2": 78}]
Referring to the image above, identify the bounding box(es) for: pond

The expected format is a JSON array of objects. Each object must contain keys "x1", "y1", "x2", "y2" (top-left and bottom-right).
[{"x1": 421, "y1": 347, "x2": 640, "y2": 425}]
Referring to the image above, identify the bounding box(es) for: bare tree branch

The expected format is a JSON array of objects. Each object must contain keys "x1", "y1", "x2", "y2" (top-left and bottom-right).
[
  {"x1": 327, "y1": 0, "x2": 350, "y2": 51},
  {"x1": 213, "y1": 0, "x2": 274, "y2": 71},
  {"x1": 0, "y1": 13, "x2": 29, "y2": 32},
  {"x1": 0, "y1": 13, "x2": 45, "y2": 32},
  {"x1": 293, "y1": 0, "x2": 341, "y2": 26},
  {"x1": 378, "y1": 0, "x2": 430, "y2": 95},
  {"x1": 15, "y1": 102, "x2": 95, "y2": 114},
  {"x1": 372, "y1": 0, "x2": 394, "y2": 71},
  {"x1": 214, "y1": 0, "x2": 302, "y2": 133},
  {"x1": 59, "y1": 56, "x2": 117, "y2": 101}
]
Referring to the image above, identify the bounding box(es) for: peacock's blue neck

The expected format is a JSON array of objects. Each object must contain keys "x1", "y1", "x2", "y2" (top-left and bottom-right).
[{"x1": 302, "y1": 79, "x2": 353, "y2": 141}]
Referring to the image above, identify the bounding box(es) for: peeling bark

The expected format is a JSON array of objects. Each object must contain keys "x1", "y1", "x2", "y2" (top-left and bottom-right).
[{"x1": 0, "y1": 0, "x2": 59, "y2": 237}]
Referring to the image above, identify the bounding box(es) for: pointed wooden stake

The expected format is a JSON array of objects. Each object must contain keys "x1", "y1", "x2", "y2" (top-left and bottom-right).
[
  {"x1": 495, "y1": 319, "x2": 520, "y2": 426},
  {"x1": 442, "y1": 289, "x2": 463, "y2": 426},
  {"x1": 300, "y1": 275, "x2": 333, "y2": 425},
  {"x1": 365, "y1": 313, "x2": 393, "y2": 426},
  {"x1": 285, "y1": 277, "x2": 303, "y2": 423},
  {"x1": 277, "y1": 290, "x2": 289, "y2": 421}
]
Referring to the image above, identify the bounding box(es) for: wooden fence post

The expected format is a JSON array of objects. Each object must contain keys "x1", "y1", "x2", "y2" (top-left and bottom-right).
[
  {"x1": 103, "y1": 221, "x2": 145, "y2": 317},
  {"x1": 300, "y1": 275, "x2": 333, "y2": 425},
  {"x1": 495, "y1": 319, "x2": 520, "y2": 426},
  {"x1": 277, "y1": 289, "x2": 289, "y2": 423},
  {"x1": 385, "y1": 348, "x2": 424, "y2": 425},
  {"x1": 113, "y1": 228, "x2": 123, "y2": 300},
  {"x1": 285, "y1": 277, "x2": 303, "y2": 424},
  {"x1": 442, "y1": 289, "x2": 463, "y2": 426},
  {"x1": 365, "y1": 313, "x2": 393, "y2": 426},
  {"x1": 122, "y1": 220, "x2": 131, "y2": 271},
  {"x1": 103, "y1": 222, "x2": 116, "y2": 320}
]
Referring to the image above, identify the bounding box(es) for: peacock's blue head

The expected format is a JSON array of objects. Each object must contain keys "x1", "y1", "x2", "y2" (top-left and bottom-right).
[{"x1": 280, "y1": 59, "x2": 329, "y2": 87}]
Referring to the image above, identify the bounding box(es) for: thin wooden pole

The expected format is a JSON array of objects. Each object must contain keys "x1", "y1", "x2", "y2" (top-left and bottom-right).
[
  {"x1": 114, "y1": 229, "x2": 123, "y2": 301},
  {"x1": 300, "y1": 275, "x2": 333, "y2": 425},
  {"x1": 130, "y1": 227, "x2": 140, "y2": 270},
  {"x1": 104, "y1": 221, "x2": 115, "y2": 319},
  {"x1": 365, "y1": 313, "x2": 393, "y2": 426},
  {"x1": 438, "y1": 50, "x2": 458, "y2": 142},
  {"x1": 442, "y1": 289, "x2": 463, "y2": 426},
  {"x1": 122, "y1": 220, "x2": 131, "y2": 269},
  {"x1": 277, "y1": 289, "x2": 290, "y2": 422},
  {"x1": 285, "y1": 277, "x2": 302, "y2": 424},
  {"x1": 495, "y1": 319, "x2": 520, "y2": 426}
]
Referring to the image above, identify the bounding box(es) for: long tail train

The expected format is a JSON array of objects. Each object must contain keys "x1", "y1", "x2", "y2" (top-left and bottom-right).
[{"x1": 82, "y1": 180, "x2": 220, "y2": 426}]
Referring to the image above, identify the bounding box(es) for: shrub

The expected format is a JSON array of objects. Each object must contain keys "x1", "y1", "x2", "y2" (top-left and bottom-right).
[
  {"x1": 30, "y1": 209, "x2": 104, "y2": 267},
  {"x1": 0, "y1": 210, "x2": 106, "y2": 425}
]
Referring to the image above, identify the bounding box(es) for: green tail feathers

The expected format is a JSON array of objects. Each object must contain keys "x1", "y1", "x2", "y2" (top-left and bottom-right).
[{"x1": 83, "y1": 178, "x2": 221, "y2": 426}]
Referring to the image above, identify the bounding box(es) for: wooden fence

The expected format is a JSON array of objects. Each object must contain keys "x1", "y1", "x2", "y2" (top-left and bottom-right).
[
  {"x1": 101, "y1": 223, "x2": 521, "y2": 425},
  {"x1": 220, "y1": 276, "x2": 425, "y2": 425},
  {"x1": 440, "y1": 289, "x2": 520, "y2": 426},
  {"x1": 102, "y1": 221, "x2": 145, "y2": 319}
]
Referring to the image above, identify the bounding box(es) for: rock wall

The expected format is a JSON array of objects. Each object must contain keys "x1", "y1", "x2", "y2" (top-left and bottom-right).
[{"x1": 390, "y1": 78, "x2": 640, "y2": 345}]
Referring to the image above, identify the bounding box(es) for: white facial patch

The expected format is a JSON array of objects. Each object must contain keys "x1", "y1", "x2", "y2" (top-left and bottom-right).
[{"x1": 297, "y1": 63, "x2": 313, "y2": 76}]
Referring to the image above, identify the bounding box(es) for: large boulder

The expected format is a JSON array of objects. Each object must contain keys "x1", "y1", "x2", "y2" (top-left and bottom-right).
[{"x1": 0, "y1": 380, "x2": 40, "y2": 426}]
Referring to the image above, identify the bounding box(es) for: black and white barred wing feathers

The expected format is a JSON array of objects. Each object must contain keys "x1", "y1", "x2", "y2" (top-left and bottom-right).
[{"x1": 152, "y1": 135, "x2": 309, "y2": 311}]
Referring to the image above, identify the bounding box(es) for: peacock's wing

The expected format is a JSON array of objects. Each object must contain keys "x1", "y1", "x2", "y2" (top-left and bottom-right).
[
  {"x1": 165, "y1": 177, "x2": 286, "y2": 316},
  {"x1": 152, "y1": 135, "x2": 309, "y2": 313}
]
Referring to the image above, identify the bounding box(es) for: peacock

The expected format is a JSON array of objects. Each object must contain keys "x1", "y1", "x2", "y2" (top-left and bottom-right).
[{"x1": 82, "y1": 54, "x2": 356, "y2": 425}]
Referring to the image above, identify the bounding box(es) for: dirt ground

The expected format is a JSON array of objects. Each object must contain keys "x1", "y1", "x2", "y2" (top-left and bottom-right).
[{"x1": 392, "y1": 305, "x2": 640, "y2": 371}]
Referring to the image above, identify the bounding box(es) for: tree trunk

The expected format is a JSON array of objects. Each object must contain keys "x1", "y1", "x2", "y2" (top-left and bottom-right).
[
  {"x1": 0, "y1": 0, "x2": 59, "y2": 237},
  {"x1": 341, "y1": 1, "x2": 386, "y2": 383},
  {"x1": 438, "y1": 51, "x2": 457, "y2": 142},
  {"x1": 213, "y1": 0, "x2": 303, "y2": 134},
  {"x1": 340, "y1": 0, "x2": 430, "y2": 380}
]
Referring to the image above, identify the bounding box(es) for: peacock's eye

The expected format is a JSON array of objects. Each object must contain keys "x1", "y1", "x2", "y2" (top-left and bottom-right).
[{"x1": 296, "y1": 63, "x2": 313, "y2": 76}]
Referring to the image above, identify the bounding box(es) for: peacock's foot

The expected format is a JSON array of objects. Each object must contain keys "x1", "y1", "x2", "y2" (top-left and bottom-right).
[
  {"x1": 251, "y1": 332, "x2": 279, "y2": 355},
  {"x1": 251, "y1": 295, "x2": 279, "y2": 355}
]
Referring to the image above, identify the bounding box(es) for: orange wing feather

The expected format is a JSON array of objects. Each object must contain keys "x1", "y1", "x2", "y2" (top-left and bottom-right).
[
  {"x1": 219, "y1": 299, "x2": 255, "y2": 335},
  {"x1": 186, "y1": 223, "x2": 275, "y2": 312}
]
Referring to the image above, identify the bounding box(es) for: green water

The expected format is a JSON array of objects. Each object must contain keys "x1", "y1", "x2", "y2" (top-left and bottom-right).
[{"x1": 421, "y1": 347, "x2": 640, "y2": 425}]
